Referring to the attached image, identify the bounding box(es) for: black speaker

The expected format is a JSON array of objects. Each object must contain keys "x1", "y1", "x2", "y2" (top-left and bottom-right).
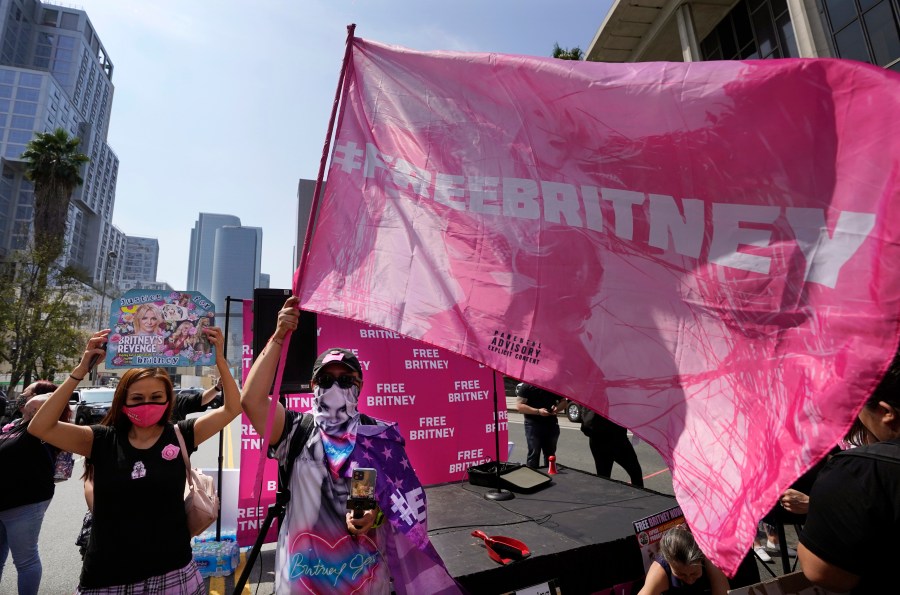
[
  {"x1": 467, "y1": 462, "x2": 553, "y2": 493},
  {"x1": 252, "y1": 289, "x2": 318, "y2": 394}
]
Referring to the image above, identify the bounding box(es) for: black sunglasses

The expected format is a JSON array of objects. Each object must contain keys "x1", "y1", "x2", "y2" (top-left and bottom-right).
[{"x1": 314, "y1": 373, "x2": 358, "y2": 389}]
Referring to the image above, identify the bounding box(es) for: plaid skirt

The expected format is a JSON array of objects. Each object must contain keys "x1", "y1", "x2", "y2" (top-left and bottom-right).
[{"x1": 76, "y1": 560, "x2": 204, "y2": 594}]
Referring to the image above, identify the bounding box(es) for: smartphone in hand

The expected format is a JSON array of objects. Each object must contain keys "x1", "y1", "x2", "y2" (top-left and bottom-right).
[
  {"x1": 89, "y1": 341, "x2": 108, "y2": 370},
  {"x1": 347, "y1": 467, "x2": 377, "y2": 519}
]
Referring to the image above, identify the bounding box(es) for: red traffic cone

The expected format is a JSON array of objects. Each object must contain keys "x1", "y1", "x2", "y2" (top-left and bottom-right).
[{"x1": 547, "y1": 455, "x2": 558, "y2": 475}]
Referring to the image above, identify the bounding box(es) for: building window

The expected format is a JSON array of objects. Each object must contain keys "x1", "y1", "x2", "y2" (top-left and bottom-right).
[
  {"x1": 42, "y1": 9, "x2": 58, "y2": 27},
  {"x1": 13, "y1": 101, "x2": 36, "y2": 116},
  {"x1": 11, "y1": 115, "x2": 33, "y2": 129},
  {"x1": 60, "y1": 12, "x2": 79, "y2": 31},
  {"x1": 700, "y1": 0, "x2": 798, "y2": 60},
  {"x1": 823, "y1": 0, "x2": 900, "y2": 71},
  {"x1": 19, "y1": 73, "x2": 42, "y2": 88},
  {"x1": 15, "y1": 87, "x2": 39, "y2": 101}
]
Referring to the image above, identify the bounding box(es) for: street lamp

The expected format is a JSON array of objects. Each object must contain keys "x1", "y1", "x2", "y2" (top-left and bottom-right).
[
  {"x1": 96, "y1": 250, "x2": 118, "y2": 330},
  {"x1": 91, "y1": 250, "x2": 117, "y2": 384}
]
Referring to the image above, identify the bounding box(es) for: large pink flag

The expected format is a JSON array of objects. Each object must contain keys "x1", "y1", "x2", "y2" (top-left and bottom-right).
[{"x1": 297, "y1": 37, "x2": 900, "y2": 575}]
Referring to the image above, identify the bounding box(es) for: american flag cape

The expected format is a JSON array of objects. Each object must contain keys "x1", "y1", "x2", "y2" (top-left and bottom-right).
[
  {"x1": 350, "y1": 423, "x2": 461, "y2": 594},
  {"x1": 297, "y1": 36, "x2": 900, "y2": 575}
]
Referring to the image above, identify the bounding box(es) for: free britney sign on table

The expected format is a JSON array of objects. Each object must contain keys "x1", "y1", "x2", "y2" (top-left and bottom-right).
[
  {"x1": 105, "y1": 289, "x2": 216, "y2": 368},
  {"x1": 236, "y1": 301, "x2": 505, "y2": 546}
]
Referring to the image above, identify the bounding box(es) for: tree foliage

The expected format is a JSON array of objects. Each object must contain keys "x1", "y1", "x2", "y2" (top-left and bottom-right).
[
  {"x1": 2, "y1": 128, "x2": 90, "y2": 394},
  {"x1": 21, "y1": 128, "x2": 89, "y2": 265},
  {"x1": 0, "y1": 249, "x2": 91, "y2": 393},
  {"x1": 552, "y1": 43, "x2": 584, "y2": 61}
]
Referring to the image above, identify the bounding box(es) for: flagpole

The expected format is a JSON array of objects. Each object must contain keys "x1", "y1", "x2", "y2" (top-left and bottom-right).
[
  {"x1": 296, "y1": 22, "x2": 357, "y2": 291},
  {"x1": 251, "y1": 24, "x2": 357, "y2": 499}
]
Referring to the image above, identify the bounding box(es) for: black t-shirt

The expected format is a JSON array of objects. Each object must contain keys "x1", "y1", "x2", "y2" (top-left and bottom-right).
[
  {"x1": 80, "y1": 419, "x2": 197, "y2": 589},
  {"x1": 171, "y1": 392, "x2": 205, "y2": 422},
  {"x1": 517, "y1": 384, "x2": 562, "y2": 425},
  {"x1": 800, "y1": 440, "x2": 900, "y2": 594},
  {"x1": 0, "y1": 421, "x2": 56, "y2": 511}
]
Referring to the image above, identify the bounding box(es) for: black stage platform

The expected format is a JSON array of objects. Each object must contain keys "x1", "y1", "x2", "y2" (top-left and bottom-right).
[{"x1": 427, "y1": 465, "x2": 676, "y2": 594}]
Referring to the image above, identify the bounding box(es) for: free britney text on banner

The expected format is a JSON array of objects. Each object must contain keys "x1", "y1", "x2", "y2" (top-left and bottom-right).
[
  {"x1": 236, "y1": 301, "x2": 505, "y2": 547},
  {"x1": 297, "y1": 38, "x2": 900, "y2": 575}
]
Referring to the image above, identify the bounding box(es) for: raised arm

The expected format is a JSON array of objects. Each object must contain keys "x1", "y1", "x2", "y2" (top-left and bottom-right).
[
  {"x1": 192, "y1": 327, "x2": 242, "y2": 446},
  {"x1": 240, "y1": 296, "x2": 298, "y2": 443},
  {"x1": 28, "y1": 331, "x2": 108, "y2": 457}
]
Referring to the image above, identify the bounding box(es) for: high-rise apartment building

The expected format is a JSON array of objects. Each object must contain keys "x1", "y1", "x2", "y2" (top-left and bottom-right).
[
  {"x1": 119, "y1": 235, "x2": 158, "y2": 291},
  {"x1": 295, "y1": 178, "x2": 319, "y2": 270},
  {"x1": 0, "y1": 0, "x2": 126, "y2": 284}
]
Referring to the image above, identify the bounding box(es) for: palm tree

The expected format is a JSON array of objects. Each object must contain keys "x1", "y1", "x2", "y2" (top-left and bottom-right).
[
  {"x1": 21, "y1": 127, "x2": 89, "y2": 264},
  {"x1": 552, "y1": 43, "x2": 583, "y2": 61}
]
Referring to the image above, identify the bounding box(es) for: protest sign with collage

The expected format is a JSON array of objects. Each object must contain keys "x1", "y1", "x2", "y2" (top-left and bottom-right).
[{"x1": 105, "y1": 289, "x2": 216, "y2": 368}]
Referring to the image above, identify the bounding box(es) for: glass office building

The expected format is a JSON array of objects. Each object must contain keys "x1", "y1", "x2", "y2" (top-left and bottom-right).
[
  {"x1": 587, "y1": 0, "x2": 899, "y2": 71},
  {"x1": 0, "y1": 0, "x2": 125, "y2": 284}
]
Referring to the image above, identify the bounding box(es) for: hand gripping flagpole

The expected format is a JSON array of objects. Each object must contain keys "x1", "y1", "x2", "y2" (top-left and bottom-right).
[{"x1": 249, "y1": 24, "x2": 358, "y2": 500}]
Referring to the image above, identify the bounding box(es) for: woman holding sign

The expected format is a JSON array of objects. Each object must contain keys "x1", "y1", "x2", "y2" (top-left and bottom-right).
[{"x1": 27, "y1": 326, "x2": 241, "y2": 594}]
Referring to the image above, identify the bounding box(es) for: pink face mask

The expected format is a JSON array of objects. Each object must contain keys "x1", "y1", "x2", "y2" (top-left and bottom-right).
[{"x1": 122, "y1": 403, "x2": 168, "y2": 427}]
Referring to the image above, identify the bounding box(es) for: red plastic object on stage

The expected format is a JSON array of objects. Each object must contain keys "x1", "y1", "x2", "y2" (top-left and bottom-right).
[
  {"x1": 548, "y1": 455, "x2": 558, "y2": 475},
  {"x1": 471, "y1": 530, "x2": 531, "y2": 565}
]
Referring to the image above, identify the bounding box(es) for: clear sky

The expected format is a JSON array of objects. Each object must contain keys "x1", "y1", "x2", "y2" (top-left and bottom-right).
[{"x1": 77, "y1": 0, "x2": 613, "y2": 290}]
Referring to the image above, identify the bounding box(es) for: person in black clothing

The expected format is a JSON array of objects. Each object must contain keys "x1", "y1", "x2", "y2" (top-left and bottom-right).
[
  {"x1": 171, "y1": 380, "x2": 222, "y2": 422},
  {"x1": 28, "y1": 326, "x2": 241, "y2": 593},
  {"x1": 580, "y1": 405, "x2": 644, "y2": 486},
  {"x1": 515, "y1": 382, "x2": 564, "y2": 469},
  {"x1": 799, "y1": 349, "x2": 900, "y2": 594},
  {"x1": 0, "y1": 381, "x2": 62, "y2": 595}
]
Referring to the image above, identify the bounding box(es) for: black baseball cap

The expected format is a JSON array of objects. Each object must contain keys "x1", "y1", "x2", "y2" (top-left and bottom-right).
[{"x1": 312, "y1": 348, "x2": 363, "y2": 380}]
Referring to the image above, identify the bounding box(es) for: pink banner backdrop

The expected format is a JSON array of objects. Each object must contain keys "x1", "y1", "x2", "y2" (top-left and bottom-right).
[
  {"x1": 237, "y1": 300, "x2": 505, "y2": 546},
  {"x1": 297, "y1": 38, "x2": 900, "y2": 574}
]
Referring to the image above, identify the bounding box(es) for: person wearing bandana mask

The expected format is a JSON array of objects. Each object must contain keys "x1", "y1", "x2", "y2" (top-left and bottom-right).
[
  {"x1": 28, "y1": 325, "x2": 242, "y2": 594},
  {"x1": 242, "y1": 296, "x2": 460, "y2": 595}
]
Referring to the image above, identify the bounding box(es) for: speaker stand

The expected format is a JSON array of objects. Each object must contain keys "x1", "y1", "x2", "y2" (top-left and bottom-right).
[
  {"x1": 485, "y1": 375, "x2": 515, "y2": 501},
  {"x1": 485, "y1": 488, "x2": 515, "y2": 501}
]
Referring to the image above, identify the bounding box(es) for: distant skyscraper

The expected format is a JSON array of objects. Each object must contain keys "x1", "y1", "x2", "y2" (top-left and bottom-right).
[
  {"x1": 119, "y1": 236, "x2": 158, "y2": 290},
  {"x1": 258, "y1": 273, "x2": 270, "y2": 289},
  {"x1": 186, "y1": 213, "x2": 240, "y2": 298},
  {"x1": 0, "y1": 1, "x2": 124, "y2": 283},
  {"x1": 210, "y1": 225, "x2": 262, "y2": 311},
  {"x1": 295, "y1": 178, "x2": 320, "y2": 270}
]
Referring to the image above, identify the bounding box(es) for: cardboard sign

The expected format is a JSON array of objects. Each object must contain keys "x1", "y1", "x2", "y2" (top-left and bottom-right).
[
  {"x1": 633, "y1": 504, "x2": 685, "y2": 573},
  {"x1": 106, "y1": 289, "x2": 216, "y2": 368}
]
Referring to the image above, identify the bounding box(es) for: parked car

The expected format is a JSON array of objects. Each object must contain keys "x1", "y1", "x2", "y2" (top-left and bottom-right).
[{"x1": 73, "y1": 388, "x2": 116, "y2": 426}]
